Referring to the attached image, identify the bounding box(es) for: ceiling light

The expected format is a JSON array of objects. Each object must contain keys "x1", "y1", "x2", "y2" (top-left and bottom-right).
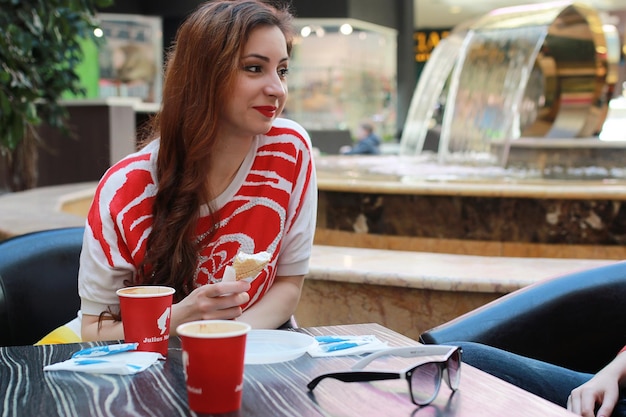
[{"x1": 300, "y1": 26, "x2": 312, "y2": 37}]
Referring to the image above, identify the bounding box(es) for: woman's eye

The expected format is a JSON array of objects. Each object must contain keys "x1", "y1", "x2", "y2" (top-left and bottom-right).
[{"x1": 242, "y1": 65, "x2": 288, "y2": 78}]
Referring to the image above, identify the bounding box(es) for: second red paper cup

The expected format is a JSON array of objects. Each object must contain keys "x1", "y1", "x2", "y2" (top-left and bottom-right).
[
  {"x1": 117, "y1": 285, "x2": 175, "y2": 356},
  {"x1": 177, "y1": 320, "x2": 251, "y2": 414}
]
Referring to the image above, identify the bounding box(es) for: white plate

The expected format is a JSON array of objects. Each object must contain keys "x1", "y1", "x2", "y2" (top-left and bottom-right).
[{"x1": 244, "y1": 330, "x2": 318, "y2": 365}]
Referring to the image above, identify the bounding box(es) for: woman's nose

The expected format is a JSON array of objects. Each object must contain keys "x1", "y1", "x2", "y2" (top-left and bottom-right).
[{"x1": 265, "y1": 73, "x2": 286, "y2": 97}]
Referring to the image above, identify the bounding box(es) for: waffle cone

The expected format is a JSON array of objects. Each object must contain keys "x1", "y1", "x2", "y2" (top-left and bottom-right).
[{"x1": 233, "y1": 251, "x2": 271, "y2": 280}]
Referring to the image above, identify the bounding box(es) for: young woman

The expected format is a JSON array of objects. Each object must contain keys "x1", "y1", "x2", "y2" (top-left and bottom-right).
[
  {"x1": 37, "y1": 0, "x2": 317, "y2": 344},
  {"x1": 459, "y1": 342, "x2": 626, "y2": 417}
]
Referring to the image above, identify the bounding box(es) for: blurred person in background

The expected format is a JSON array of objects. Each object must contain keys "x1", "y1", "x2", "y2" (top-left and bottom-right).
[{"x1": 341, "y1": 122, "x2": 381, "y2": 155}]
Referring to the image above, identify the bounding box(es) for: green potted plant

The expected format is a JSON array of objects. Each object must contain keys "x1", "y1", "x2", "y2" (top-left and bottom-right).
[{"x1": 0, "y1": 0, "x2": 112, "y2": 192}]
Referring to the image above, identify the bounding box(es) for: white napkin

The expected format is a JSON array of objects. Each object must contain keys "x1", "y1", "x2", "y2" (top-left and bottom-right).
[
  {"x1": 44, "y1": 343, "x2": 164, "y2": 375},
  {"x1": 222, "y1": 265, "x2": 237, "y2": 282},
  {"x1": 308, "y1": 335, "x2": 389, "y2": 357}
]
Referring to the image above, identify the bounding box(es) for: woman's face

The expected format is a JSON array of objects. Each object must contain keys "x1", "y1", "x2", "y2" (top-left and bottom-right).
[{"x1": 220, "y1": 25, "x2": 289, "y2": 139}]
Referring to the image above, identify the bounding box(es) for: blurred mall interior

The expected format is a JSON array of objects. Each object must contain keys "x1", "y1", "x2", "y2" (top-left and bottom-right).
[{"x1": 83, "y1": 0, "x2": 624, "y2": 161}]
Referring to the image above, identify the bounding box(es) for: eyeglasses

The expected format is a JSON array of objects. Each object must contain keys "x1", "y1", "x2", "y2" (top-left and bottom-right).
[{"x1": 307, "y1": 345, "x2": 462, "y2": 406}]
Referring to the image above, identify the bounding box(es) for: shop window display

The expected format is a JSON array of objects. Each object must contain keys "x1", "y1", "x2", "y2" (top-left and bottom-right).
[{"x1": 287, "y1": 19, "x2": 397, "y2": 144}]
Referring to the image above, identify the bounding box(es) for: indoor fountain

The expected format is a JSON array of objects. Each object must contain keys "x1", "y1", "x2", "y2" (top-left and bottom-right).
[
  {"x1": 314, "y1": 1, "x2": 626, "y2": 259},
  {"x1": 304, "y1": 1, "x2": 626, "y2": 335}
]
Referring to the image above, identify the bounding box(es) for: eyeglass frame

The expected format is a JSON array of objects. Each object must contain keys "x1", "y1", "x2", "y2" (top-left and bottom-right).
[{"x1": 307, "y1": 345, "x2": 463, "y2": 407}]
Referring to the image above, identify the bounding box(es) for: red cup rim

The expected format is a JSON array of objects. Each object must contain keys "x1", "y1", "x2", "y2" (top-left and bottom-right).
[
  {"x1": 116, "y1": 285, "x2": 176, "y2": 298},
  {"x1": 177, "y1": 320, "x2": 251, "y2": 339}
]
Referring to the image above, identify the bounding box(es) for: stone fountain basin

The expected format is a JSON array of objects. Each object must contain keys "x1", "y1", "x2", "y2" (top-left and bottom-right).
[{"x1": 317, "y1": 138, "x2": 626, "y2": 184}]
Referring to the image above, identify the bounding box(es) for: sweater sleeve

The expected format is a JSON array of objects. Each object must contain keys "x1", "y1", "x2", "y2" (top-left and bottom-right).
[
  {"x1": 273, "y1": 119, "x2": 318, "y2": 277},
  {"x1": 78, "y1": 143, "x2": 159, "y2": 316}
]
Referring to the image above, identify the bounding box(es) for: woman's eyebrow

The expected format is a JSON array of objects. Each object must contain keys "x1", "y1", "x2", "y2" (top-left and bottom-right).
[{"x1": 242, "y1": 53, "x2": 289, "y2": 63}]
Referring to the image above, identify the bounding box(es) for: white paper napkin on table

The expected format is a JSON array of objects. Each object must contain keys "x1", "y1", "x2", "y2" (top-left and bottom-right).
[
  {"x1": 308, "y1": 335, "x2": 389, "y2": 357},
  {"x1": 44, "y1": 343, "x2": 164, "y2": 375}
]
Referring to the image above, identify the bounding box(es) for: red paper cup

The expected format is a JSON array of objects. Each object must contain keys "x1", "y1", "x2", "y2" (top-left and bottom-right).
[
  {"x1": 177, "y1": 320, "x2": 251, "y2": 414},
  {"x1": 116, "y1": 285, "x2": 175, "y2": 356}
]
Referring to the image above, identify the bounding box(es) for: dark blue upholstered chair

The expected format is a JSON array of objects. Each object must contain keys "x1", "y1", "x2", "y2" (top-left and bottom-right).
[
  {"x1": 419, "y1": 261, "x2": 626, "y2": 374},
  {"x1": 0, "y1": 227, "x2": 84, "y2": 346}
]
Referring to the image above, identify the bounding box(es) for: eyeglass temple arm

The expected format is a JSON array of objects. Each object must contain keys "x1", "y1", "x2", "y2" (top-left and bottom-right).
[
  {"x1": 307, "y1": 371, "x2": 401, "y2": 391},
  {"x1": 352, "y1": 345, "x2": 458, "y2": 370}
]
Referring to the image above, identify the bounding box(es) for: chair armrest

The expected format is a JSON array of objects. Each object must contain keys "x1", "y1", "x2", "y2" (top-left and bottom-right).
[{"x1": 420, "y1": 261, "x2": 626, "y2": 373}]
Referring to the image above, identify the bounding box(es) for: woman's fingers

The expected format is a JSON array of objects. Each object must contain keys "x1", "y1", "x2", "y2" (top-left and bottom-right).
[
  {"x1": 171, "y1": 281, "x2": 252, "y2": 330},
  {"x1": 195, "y1": 289, "x2": 249, "y2": 312},
  {"x1": 569, "y1": 386, "x2": 617, "y2": 417},
  {"x1": 180, "y1": 281, "x2": 251, "y2": 319},
  {"x1": 196, "y1": 280, "x2": 251, "y2": 297}
]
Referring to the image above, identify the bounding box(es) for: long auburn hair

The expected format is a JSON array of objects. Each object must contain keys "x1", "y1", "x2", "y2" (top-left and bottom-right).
[{"x1": 138, "y1": 0, "x2": 294, "y2": 302}]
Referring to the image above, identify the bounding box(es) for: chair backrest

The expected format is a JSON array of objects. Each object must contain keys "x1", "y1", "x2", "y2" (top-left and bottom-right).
[
  {"x1": 420, "y1": 261, "x2": 626, "y2": 373},
  {"x1": 0, "y1": 227, "x2": 85, "y2": 346}
]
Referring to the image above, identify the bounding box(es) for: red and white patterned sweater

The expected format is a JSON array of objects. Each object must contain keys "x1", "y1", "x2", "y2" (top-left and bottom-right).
[{"x1": 78, "y1": 118, "x2": 317, "y2": 317}]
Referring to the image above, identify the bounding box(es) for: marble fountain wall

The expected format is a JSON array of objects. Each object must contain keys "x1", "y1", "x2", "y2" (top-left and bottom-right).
[{"x1": 305, "y1": 155, "x2": 623, "y2": 339}]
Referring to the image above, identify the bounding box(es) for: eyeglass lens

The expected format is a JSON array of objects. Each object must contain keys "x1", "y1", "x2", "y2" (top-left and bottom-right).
[
  {"x1": 446, "y1": 349, "x2": 461, "y2": 390},
  {"x1": 409, "y1": 362, "x2": 442, "y2": 405},
  {"x1": 409, "y1": 348, "x2": 461, "y2": 405}
]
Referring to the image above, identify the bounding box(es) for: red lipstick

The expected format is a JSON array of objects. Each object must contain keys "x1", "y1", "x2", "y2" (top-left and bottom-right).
[{"x1": 254, "y1": 106, "x2": 277, "y2": 118}]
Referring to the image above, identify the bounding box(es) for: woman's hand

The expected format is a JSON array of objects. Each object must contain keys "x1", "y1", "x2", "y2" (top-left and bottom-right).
[
  {"x1": 82, "y1": 281, "x2": 251, "y2": 341},
  {"x1": 568, "y1": 352, "x2": 626, "y2": 417},
  {"x1": 170, "y1": 280, "x2": 251, "y2": 335}
]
